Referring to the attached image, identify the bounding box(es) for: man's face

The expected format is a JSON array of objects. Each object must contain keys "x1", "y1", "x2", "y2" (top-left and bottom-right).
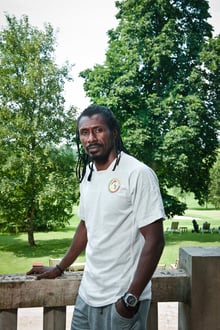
[{"x1": 78, "y1": 114, "x2": 116, "y2": 163}]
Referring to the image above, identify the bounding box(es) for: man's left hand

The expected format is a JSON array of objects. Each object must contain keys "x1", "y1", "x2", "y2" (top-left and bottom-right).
[{"x1": 115, "y1": 299, "x2": 137, "y2": 319}]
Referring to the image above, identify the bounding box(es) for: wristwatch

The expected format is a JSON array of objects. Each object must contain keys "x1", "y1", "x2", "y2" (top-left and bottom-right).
[{"x1": 122, "y1": 292, "x2": 138, "y2": 308}]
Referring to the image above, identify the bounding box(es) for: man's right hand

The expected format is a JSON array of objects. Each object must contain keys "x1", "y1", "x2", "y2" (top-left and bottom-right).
[{"x1": 26, "y1": 266, "x2": 61, "y2": 280}]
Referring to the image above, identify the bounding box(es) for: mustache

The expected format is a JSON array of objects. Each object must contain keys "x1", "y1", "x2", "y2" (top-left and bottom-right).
[{"x1": 86, "y1": 143, "x2": 102, "y2": 149}]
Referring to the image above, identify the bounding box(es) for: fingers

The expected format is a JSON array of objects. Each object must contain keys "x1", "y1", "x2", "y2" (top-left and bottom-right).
[
  {"x1": 26, "y1": 262, "x2": 45, "y2": 275},
  {"x1": 36, "y1": 270, "x2": 56, "y2": 280},
  {"x1": 26, "y1": 266, "x2": 49, "y2": 276},
  {"x1": 26, "y1": 266, "x2": 60, "y2": 280},
  {"x1": 26, "y1": 268, "x2": 34, "y2": 275}
]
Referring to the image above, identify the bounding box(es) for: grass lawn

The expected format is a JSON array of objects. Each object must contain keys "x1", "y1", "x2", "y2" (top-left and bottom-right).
[
  {"x1": 0, "y1": 207, "x2": 219, "y2": 274},
  {"x1": 0, "y1": 210, "x2": 83, "y2": 274},
  {"x1": 159, "y1": 207, "x2": 220, "y2": 267}
]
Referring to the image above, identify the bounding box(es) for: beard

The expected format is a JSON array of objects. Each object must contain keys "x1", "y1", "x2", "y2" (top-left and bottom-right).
[
  {"x1": 86, "y1": 143, "x2": 114, "y2": 164},
  {"x1": 89, "y1": 152, "x2": 109, "y2": 163}
]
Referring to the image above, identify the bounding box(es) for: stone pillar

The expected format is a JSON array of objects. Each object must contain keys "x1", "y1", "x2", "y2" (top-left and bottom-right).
[{"x1": 178, "y1": 247, "x2": 220, "y2": 330}]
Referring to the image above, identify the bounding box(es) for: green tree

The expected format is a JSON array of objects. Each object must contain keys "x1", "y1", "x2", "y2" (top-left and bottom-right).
[
  {"x1": 80, "y1": 0, "x2": 219, "y2": 216},
  {"x1": 0, "y1": 15, "x2": 78, "y2": 246},
  {"x1": 209, "y1": 150, "x2": 220, "y2": 208}
]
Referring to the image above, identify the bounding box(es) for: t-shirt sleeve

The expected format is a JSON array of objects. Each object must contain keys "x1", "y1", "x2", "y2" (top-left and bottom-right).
[{"x1": 129, "y1": 165, "x2": 165, "y2": 228}]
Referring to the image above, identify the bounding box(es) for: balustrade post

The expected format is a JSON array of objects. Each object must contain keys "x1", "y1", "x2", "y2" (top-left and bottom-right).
[
  {"x1": 147, "y1": 302, "x2": 158, "y2": 330},
  {"x1": 43, "y1": 306, "x2": 66, "y2": 330},
  {"x1": 0, "y1": 309, "x2": 17, "y2": 330},
  {"x1": 178, "y1": 247, "x2": 220, "y2": 330}
]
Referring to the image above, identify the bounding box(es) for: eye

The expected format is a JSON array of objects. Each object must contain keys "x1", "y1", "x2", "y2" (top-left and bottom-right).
[
  {"x1": 80, "y1": 129, "x2": 88, "y2": 136},
  {"x1": 94, "y1": 127, "x2": 103, "y2": 133}
]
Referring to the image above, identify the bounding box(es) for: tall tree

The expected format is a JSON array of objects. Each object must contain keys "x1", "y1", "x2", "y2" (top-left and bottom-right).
[
  {"x1": 208, "y1": 150, "x2": 220, "y2": 208},
  {"x1": 80, "y1": 0, "x2": 219, "y2": 215},
  {"x1": 0, "y1": 15, "x2": 78, "y2": 246}
]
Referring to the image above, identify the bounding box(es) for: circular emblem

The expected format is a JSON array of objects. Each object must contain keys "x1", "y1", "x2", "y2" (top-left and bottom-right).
[{"x1": 108, "y1": 178, "x2": 120, "y2": 193}]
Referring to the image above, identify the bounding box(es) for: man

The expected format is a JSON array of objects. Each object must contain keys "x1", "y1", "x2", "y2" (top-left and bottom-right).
[{"x1": 27, "y1": 105, "x2": 165, "y2": 330}]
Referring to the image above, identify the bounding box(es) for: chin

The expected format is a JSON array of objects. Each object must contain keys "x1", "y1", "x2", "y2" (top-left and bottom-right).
[{"x1": 90, "y1": 154, "x2": 107, "y2": 162}]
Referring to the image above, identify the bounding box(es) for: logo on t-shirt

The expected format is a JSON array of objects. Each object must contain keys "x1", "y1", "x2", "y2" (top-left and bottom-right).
[{"x1": 108, "y1": 178, "x2": 120, "y2": 193}]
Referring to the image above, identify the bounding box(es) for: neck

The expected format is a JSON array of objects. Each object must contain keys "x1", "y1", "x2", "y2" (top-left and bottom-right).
[{"x1": 94, "y1": 150, "x2": 117, "y2": 171}]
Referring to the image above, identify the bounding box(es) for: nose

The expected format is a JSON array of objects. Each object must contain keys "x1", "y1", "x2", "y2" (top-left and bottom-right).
[{"x1": 87, "y1": 130, "x2": 97, "y2": 143}]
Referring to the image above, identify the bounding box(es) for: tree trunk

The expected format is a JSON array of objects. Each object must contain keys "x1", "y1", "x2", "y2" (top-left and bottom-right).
[
  {"x1": 27, "y1": 203, "x2": 36, "y2": 246},
  {"x1": 28, "y1": 229, "x2": 35, "y2": 247}
]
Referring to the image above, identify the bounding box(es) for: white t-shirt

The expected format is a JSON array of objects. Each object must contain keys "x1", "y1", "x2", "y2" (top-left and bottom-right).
[{"x1": 78, "y1": 152, "x2": 165, "y2": 307}]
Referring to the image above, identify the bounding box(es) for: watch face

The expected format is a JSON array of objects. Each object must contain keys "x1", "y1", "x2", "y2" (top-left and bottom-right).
[
  {"x1": 127, "y1": 295, "x2": 136, "y2": 305},
  {"x1": 124, "y1": 293, "x2": 138, "y2": 307}
]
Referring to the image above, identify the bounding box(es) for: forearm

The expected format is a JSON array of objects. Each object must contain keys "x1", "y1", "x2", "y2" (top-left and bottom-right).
[
  {"x1": 58, "y1": 220, "x2": 87, "y2": 271},
  {"x1": 128, "y1": 220, "x2": 165, "y2": 298},
  {"x1": 128, "y1": 240, "x2": 164, "y2": 298}
]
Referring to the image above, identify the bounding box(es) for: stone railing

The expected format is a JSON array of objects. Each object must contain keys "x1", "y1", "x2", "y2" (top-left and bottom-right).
[{"x1": 0, "y1": 247, "x2": 220, "y2": 330}]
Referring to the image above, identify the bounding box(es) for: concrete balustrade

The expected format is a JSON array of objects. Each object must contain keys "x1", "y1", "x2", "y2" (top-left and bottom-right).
[{"x1": 0, "y1": 247, "x2": 219, "y2": 330}]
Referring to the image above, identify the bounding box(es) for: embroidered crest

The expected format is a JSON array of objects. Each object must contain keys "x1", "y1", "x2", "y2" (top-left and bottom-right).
[{"x1": 108, "y1": 178, "x2": 120, "y2": 193}]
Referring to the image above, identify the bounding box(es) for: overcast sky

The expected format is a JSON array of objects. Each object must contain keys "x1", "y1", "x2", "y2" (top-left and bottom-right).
[{"x1": 0, "y1": 0, "x2": 219, "y2": 111}]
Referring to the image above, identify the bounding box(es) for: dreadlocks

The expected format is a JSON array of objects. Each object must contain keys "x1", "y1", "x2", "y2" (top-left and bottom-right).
[{"x1": 75, "y1": 105, "x2": 128, "y2": 182}]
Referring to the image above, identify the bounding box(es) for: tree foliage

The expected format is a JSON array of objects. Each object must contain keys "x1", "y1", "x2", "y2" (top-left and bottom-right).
[
  {"x1": 80, "y1": 0, "x2": 220, "y2": 216},
  {"x1": 209, "y1": 150, "x2": 220, "y2": 208},
  {"x1": 0, "y1": 15, "x2": 78, "y2": 246}
]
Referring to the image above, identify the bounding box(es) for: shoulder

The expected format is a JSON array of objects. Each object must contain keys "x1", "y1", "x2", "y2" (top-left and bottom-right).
[
  {"x1": 121, "y1": 152, "x2": 156, "y2": 174},
  {"x1": 120, "y1": 152, "x2": 144, "y2": 168},
  {"x1": 120, "y1": 152, "x2": 159, "y2": 185}
]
